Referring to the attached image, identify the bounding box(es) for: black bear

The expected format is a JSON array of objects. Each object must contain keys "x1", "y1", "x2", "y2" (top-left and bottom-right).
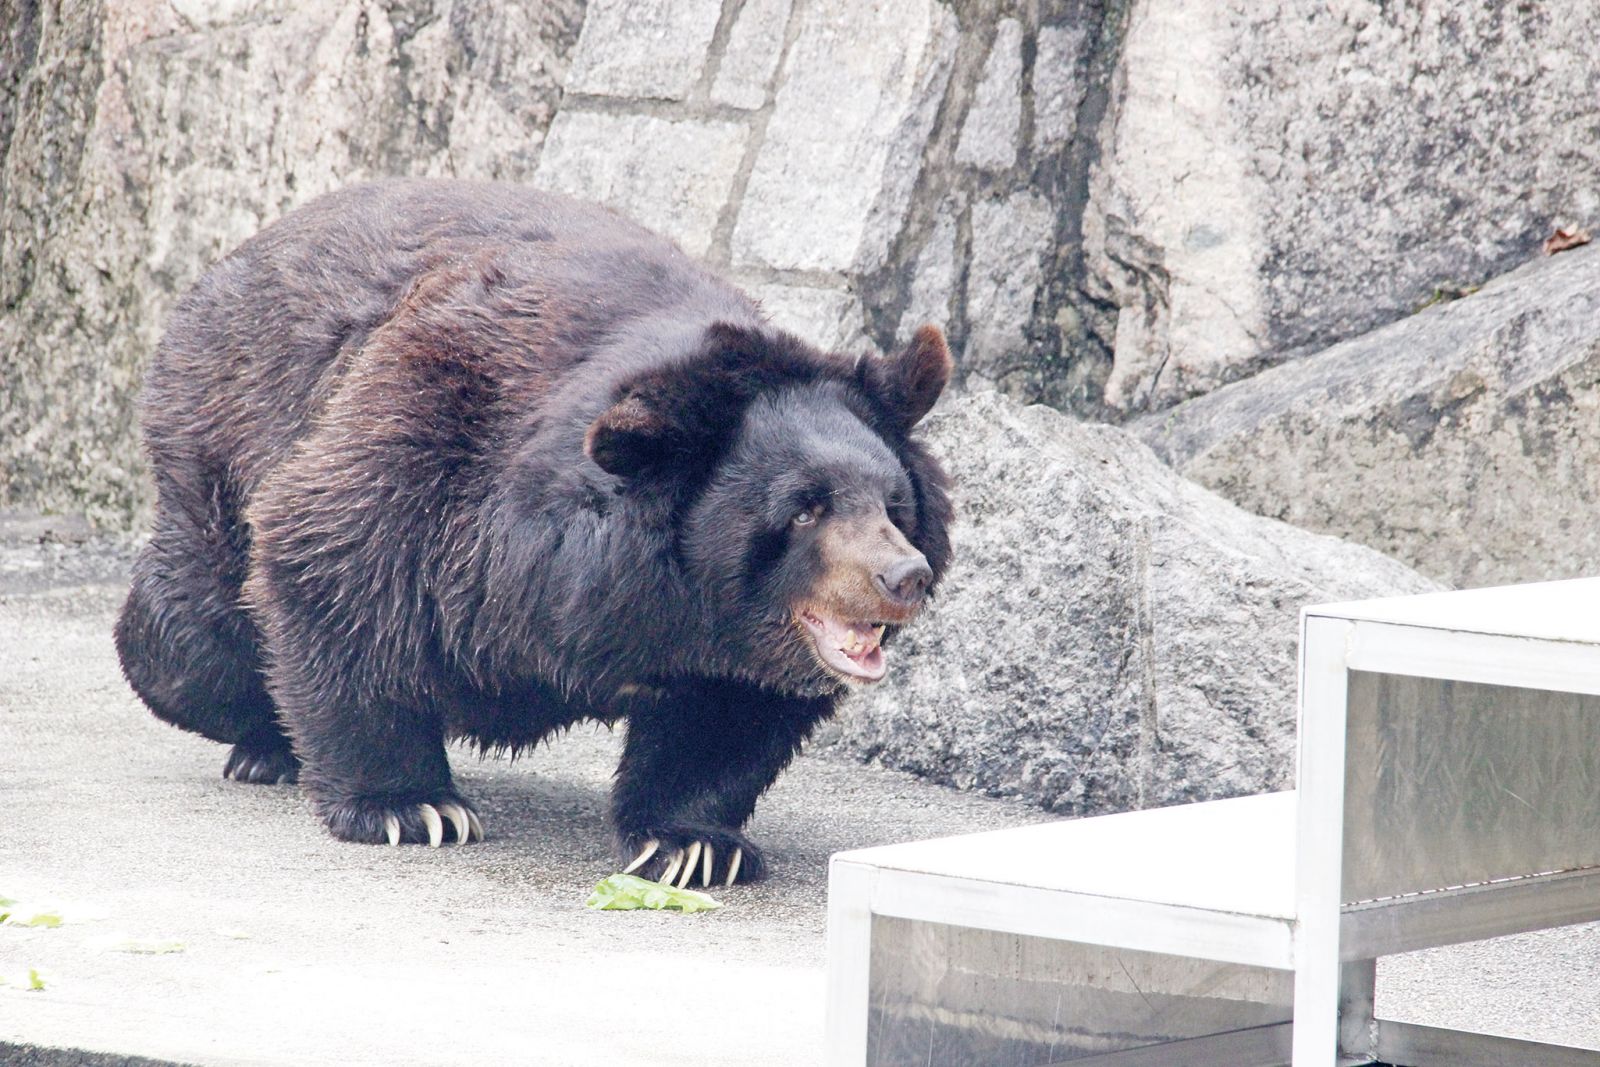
[{"x1": 115, "y1": 179, "x2": 953, "y2": 886}]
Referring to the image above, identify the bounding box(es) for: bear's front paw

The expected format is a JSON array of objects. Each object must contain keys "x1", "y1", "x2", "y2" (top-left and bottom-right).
[
  {"x1": 320, "y1": 793, "x2": 485, "y2": 847},
  {"x1": 618, "y1": 828, "x2": 765, "y2": 888}
]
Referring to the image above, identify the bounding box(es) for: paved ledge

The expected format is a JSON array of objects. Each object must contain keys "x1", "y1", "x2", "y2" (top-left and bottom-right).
[{"x1": 0, "y1": 563, "x2": 1047, "y2": 1067}]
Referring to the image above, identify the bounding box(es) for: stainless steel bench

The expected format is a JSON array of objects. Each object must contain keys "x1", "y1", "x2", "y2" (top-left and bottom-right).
[{"x1": 826, "y1": 578, "x2": 1600, "y2": 1065}]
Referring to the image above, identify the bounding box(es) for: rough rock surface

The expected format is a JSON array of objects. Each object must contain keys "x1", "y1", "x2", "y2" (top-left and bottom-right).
[
  {"x1": 562, "y1": 0, "x2": 723, "y2": 101},
  {"x1": 1085, "y1": 1, "x2": 1600, "y2": 414},
  {"x1": 953, "y1": 16, "x2": 1023, "y2": 171},
  {"x1": 857, "y1": 0, "x2": 1125, "y2": 410},
  {"x1": 963, "y1": 192, "x2": 1056, "y2": 376},
  {"x1": 729, "y1": 0, "x2": 958, "y2": 275},
  {"x1": 1137, "y1": 244, "x2": 1600, "y2": 589},
  {"x1": 0, "y1": 0, "x2": 583, "y2": 526},
  {"x1": 5, "y1": 0, "x2": 1596, "y2": 581},
  {"x1": 532, "y1": 111, "x2": 747, "y2": 258},
  {"x1": 821, "y1": 391, "x2": 1438, "y2": 815},
  {"x1": 2, "y1": 0, "x2": 1137, "y2": 526},
  {"x1": 709, "y1": 0, "x2": 792, "y2": 110}
]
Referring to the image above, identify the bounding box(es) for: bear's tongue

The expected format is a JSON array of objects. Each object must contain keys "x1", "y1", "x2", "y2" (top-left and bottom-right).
[{"x1": 800, "y1": 611, "x2": 887, "y2": 682}]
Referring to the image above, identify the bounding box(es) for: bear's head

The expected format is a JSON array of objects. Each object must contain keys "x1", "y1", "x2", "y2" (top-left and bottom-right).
[{"x1": 585, "y1": 323, "x2": 953, "y2": 694}]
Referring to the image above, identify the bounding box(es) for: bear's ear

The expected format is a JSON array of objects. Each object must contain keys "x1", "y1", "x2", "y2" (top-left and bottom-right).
[
  {"x1": 878, "y1": 325, "x2": 952, "y2": 431},
  {"x1": 585, "y1": 393, "x2": 673, "y2": 477}
]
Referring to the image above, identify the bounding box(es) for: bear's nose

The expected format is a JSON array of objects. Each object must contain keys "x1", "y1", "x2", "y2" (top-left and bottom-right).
[{"x1": 876, "y1": 554, "x2": 933, "y2": 606}]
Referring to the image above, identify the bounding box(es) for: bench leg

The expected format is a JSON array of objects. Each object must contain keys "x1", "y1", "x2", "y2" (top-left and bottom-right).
[
  {"x1": 1293, "y1": 944, "x2": 1342, "y2": 1065},
  {"x1": 826, "y1": 860, "x2": 874, "y2": 1065},
  {"x1": 1339, "y1": 959, "x2": 1378, "y2": 1063},
  {"x1": 1294, "y1": 616, "x2": 1354, "y2": 1065}
]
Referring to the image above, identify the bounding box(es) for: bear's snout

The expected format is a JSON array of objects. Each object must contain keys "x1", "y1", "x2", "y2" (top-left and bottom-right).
[
  {"x1": 874, "y1": 554, "x2": 932, "y2": 607},
  {"x1": 807, "y1": 510, "x2": 933, "y2": 630}
]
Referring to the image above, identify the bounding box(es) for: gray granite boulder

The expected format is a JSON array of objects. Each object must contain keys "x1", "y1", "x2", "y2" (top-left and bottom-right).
[
  {"x1": 1085, "y1": 1, "x2": 1600, "y2": 414},
  {"x1": 1137, "y1": 244, "x2": 1600, "y2": 588},
  {"x1": 821, "y1": 391, "x2": 1437, "y2": 815}
]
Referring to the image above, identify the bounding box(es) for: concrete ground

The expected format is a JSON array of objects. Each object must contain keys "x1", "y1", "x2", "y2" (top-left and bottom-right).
[{"x1": 1, "y1": 515, "x2": 1597, "y2": 1065}]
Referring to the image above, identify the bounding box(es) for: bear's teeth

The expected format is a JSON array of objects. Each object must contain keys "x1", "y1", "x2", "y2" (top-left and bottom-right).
[{"x1": 838, "y1": 621, "x2": 882, "y2": 656}]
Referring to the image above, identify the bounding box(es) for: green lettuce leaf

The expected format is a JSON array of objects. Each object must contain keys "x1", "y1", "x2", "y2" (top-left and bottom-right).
[
  {"x1": 584, "y1": 873, "x2": 723, "y2": 913},
  {"x1": 0, "y1": 898, "x2": 63, "y2": 928}
]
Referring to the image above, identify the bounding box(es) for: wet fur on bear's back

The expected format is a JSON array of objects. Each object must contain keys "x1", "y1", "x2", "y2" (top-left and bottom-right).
[{"x1": 117, "y1": 178, "x2": 953, "y2": 882}]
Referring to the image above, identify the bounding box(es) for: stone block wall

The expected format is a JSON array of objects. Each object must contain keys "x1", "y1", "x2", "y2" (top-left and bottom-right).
[
  {"x1": 3, "y1": 0, "x2": 1595, "y2": 527},
  {"x1": 2, "y1": 0, "x2": 1127, "y2": 524},
  {"x1": 1, "y1": 0, "x2": 584, "y2": 523}
]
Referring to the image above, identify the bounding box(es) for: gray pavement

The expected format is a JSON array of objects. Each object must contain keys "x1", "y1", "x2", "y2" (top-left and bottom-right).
[
  {"x1": 1, "y1": 520, "x2": 1597, "y2": 1065},
  {"x1": 0, "y1": 525, "x2": 1051, "y2": 1067}
]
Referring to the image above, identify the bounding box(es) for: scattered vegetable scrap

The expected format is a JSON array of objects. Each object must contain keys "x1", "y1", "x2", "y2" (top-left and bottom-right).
[
  {"x1": 1543, "y1": 227, "x2": 1591, "y2": 255},
  {"x1": 585, "y1": 873, "x2": 723, "y2": 913},
  {"x1": 0, "y1": 894, "x2": 64, "y2": 928},
  {"x1": 1, "y1": 895, "x2": 58, "y2": 993},
  {"x1": 0, "y1": 969, "x2": 47, "y2": 992}
]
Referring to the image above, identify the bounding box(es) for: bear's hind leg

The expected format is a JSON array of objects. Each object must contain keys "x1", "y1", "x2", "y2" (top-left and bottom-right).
[
  {"x1": 282, "y1": 691, "x2": 484, "y2": 847},
  {"x1": 610, "y1": 680, "x2": 832, "y2": 886},
  {"x1": 115, "y1": 536, "x2": 300, "y2": 785}
]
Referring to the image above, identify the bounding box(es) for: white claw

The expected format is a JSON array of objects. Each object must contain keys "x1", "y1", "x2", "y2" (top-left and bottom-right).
[
  {"x1": 701, "y1": 843, "x2": 714, "y2": 887},
  {"x1": 438, "y1": 804, "x2": 468, "y2": 844},
  {"x1": 419, "y1": 804, "x2": 444, "y2": 848},
  {"x1": 725, "y1": 847, "x2": 743, "y2": 886},
  {"x1": 623, "y1": 839, "x2": 659, "y2": 874},
  {"x1": 465, "y1": 808, "x2": 485, "y2": 842},
  {"x1": 678, "y1": 842, "x2": 702, "y2": 889},
  {"x1": 659, "y1": 851, "x2": 684, "y2": 887},
  {"x1": 383, "y1": 813, "x2": 401, "y2": 846}
]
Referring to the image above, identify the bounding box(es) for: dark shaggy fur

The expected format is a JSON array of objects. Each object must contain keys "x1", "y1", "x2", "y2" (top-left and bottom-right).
[{"x1": 115, "y1": 179, "x2": 953, "y2": 884}]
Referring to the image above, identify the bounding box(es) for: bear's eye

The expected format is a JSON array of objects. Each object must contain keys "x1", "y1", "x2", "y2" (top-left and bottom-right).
[{"x1": 888, "y1": 490, "x2": 916, "y2": 529}]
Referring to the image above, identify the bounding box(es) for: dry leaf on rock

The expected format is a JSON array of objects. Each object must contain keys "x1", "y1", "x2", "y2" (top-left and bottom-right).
[{"x1": 1543, "y1": 227, "x2": 1592, "y2": 255}]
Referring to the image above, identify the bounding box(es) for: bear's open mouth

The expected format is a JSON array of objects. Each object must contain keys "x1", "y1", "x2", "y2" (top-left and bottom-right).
[{"x1": 798, "y1": 609, "x2": 888, "y2": 682}]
